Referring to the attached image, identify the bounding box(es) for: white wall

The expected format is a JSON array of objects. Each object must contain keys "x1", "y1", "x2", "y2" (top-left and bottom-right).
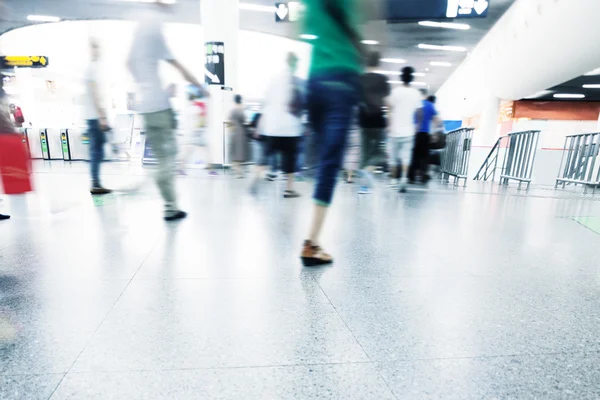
[{"x1": 437, "y1": 0, "x2": 600, "y2": 120}]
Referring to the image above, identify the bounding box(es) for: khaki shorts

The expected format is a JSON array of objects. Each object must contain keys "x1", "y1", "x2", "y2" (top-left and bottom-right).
[{"x1": 388, "y1": 136, "x2": 413, "y2": 167}]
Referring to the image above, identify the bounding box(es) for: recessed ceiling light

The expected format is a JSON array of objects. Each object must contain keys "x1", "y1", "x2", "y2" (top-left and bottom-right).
[
  {"x1": 361, "y1": 40, "x2": 379, "y2": 45},
  {"x1": 299, "y1": 34, "x2": 318, "y2": 40},
  {"x1": 381, "y1": 58, "x2": 406, "y2": 64},
  {"x1": 553, "y1": 93, "x2": 585, "y2": 99},
  {"x1": 525, "y1": 90, "x2": 553, "y2": 99},
  {"x1": 583, "y1": 84, "x2": 600, "y2": 89},
  {"x1": 27, "y1": 15, "x2": 61, "y2": 22},
  {"x1": 418, "y1": 21, "x2": 470, "y2": 30},
  {"x1": 238, "y1": 2, "x2": 275, "y2": 12},
  {"x1": 430, "y1": 61, "x2": 452, "y2": 67},
  {"x1": 418, "y1": 44, "x2": 467, "y2": 52},
  {"x1": 584, "y1": 68, "x2": 600, "y2": 76}
]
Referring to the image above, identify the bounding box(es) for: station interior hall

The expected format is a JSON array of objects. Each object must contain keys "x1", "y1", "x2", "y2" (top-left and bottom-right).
[{"x1": 2, "y1": 0, "x2": 600, "y2": 399}]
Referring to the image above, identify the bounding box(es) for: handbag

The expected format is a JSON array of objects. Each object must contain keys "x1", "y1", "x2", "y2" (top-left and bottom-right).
[{"x1": 0, "y1": 132, "x2": 33, "y2": 194}]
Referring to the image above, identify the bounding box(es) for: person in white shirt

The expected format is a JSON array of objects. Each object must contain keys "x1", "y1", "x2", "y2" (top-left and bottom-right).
[
  {"x1": 386, "y1": 66, "x2": 423, "y2": 193},
  {"x1": 250, "y1": 53, "x2": 304, "y2": 198},
  {"x1": 84, "y1": 38, "x2": 112, "y2": 195},
  {"x1": 127, "y1": 0, "x2": 203, "y2": 221}
]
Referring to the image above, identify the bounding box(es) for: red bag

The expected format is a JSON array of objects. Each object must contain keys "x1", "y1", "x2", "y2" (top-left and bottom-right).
[{"x1": 0, "y1": 132, "x2": 33, "y2": 194}]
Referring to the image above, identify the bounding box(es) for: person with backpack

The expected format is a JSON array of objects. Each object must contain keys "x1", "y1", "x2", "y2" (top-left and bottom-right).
[
  {"x1": 357, "y1": 51, "x2": 391, "y2": 194},
  {"x1": 250, "y1": 52, "x2": 304, "y2": 198}
]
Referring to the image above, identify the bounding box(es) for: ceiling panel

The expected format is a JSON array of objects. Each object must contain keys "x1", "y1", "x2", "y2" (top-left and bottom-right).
[{"x1": 1, "y1": 0, "x2": 516, "y2": 91}]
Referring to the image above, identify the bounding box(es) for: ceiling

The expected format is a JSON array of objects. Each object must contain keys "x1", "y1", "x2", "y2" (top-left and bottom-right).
[
  {"x1": 0, "y1": 0, "x2": 517, "y2": 92},
  {"x1": 528, "y1": 72, "x2": 600, "y2": 102}
]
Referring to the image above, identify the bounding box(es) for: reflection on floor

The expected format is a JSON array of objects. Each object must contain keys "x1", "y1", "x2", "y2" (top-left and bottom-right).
[{"x1": 2, "y1": 161, "x2": 600, "y2": 399}]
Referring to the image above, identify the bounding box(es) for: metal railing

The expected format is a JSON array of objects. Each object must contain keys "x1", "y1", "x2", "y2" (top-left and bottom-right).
[
  {"x1": 555, "y1": 132, "x2": 600, "y2": 194},
  {"x1": 499, "y1": 130, "x2": 540, "y2": 190},
  {"x1": 474, "y1": 137, "x2": 502, "y2": 182},
  {"x1": 441, "y1": 127, "x2": 473, "y2": 187}
]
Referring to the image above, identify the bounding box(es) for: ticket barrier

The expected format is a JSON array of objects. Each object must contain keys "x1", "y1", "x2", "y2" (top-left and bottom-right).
[
  {"x1": 39, "y1": 129, "x2": 51, "y2": 160},
  {"x1": 60, "y1": 129, "x2": 72, "y2": 161},
  {"x1": 39, "y1": 128, "x2": 63, "y2": 160}
]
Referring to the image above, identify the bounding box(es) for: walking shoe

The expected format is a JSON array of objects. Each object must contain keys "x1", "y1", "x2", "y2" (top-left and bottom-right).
[
  {"x1": 0, "y1": 214, "x2": 10, "y2": 221},
  {"x1": 164, "y1": 210, "x2": 187, "y2": 222},
  {"x1": 399, "y1": 185, "x2": 408, "y2": 194},
  {"x1": 266, "y1": 173, "x2": 277, "y2": 181},
  {"x1": 301, "y1": 240, "x2": 333, "y2": 267},
  {"x1": 283, "y1": 190, "x2": 301, "y2": 198},
  {"x1": 208, "y1": 170, "x2": 218, "y2": 176},
  {"x1": 358, "y1": 185, "x2": 371, "y2": 194},
  {"x1": 90, "y1": 187, "x2": 112, "y2": 195}
]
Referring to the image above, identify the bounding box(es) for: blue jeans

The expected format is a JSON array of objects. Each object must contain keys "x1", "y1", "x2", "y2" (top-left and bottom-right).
[
  {"x1": 308, "y1": 71, "x2": 359, "y2": 206},
  {"x1": 87, "y1": 119, "x2": 105, "y2": 187}
]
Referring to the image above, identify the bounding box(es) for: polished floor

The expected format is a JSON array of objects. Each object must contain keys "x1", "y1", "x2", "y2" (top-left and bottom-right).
[{"x1": 2, "y1": 161, "x2": 600, "y2": 399}]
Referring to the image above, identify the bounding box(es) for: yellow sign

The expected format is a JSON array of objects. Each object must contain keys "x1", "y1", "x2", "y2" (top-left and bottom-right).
[{"x1": 1, "y1": 56, "x2": 49, "y2": 68}]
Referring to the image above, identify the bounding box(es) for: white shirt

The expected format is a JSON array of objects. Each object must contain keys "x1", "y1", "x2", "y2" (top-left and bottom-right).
[
  {"x1": 260, "y1": 69, "x2": 302, "y2": 137},
  {"x1": 83, "y1": 60, "x2": 107, "y2": 120},
  {"x1": 128, "y1": 11, "x2": 173, "y2": 114},
  {"x1": 388, "y1": 85, "x2": 423, "y2": 138}
]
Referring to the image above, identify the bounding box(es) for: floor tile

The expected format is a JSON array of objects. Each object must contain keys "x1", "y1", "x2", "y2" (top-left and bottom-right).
[
  {"x1": 378, "y1": 352, "x2": 600, "y2": 400},
  {"x1": 71, "y1": 278, "x2": 368, "y2": 371},
  {"x1": 0, "y1": 279, "x2": 129, "y2": 374},
  {"x1": 52, "y1": 363, "x2": 395, "y2": 400},
  {"x1": 0, "y1": 374, "x2": 64, "y2": 400}
]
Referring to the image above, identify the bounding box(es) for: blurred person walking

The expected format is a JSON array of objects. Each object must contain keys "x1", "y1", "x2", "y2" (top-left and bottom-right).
[
  {"x1": 84, "y1": 39, "x2": 112, "y2": 195},
  {"x1": 178, "y1": 85, "x2": 214, "y2": 175},
  {"x1": 358, "y1": 51, "x2": 390, "y2": 194},
  {"x1": 250, "y1": 52, "x2": 304, "y2": 198},
  {"x1": 228, "y1": 94, "x2": 248, "y2": 178},
  {"x1": 408, "y1": 92, "x2": 441, "y2": 184},
  {"x1": 386, "y1": 66, "x2": 422, "y2": 193},
  {"x1": 127, "y1": 0, "x2": 203, "y2": 221},
  {"x1": 300, "y1": 0, "x2": 363, "y2": 266}
]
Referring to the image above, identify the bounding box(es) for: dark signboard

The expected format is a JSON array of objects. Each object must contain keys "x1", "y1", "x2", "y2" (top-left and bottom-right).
[
  {"x1": 386, "y1": 0, "x2": 489, "y2": 21},
  {"x1": 0, "y1": 56, "x2": 49, "y2": 68},
  {"x1": 205, "y1": 42, "x2": 224, "y2": 86}
]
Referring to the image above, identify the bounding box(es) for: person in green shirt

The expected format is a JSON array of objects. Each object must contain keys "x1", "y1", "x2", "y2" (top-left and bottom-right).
[{"x1": 300, "y1": 0, "x2": 364, "y2": 266}]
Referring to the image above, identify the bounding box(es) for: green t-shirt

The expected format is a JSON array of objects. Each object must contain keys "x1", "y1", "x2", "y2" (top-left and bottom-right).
[{"x1": 303, "y1": 0, "x2": 362, "y2": 75}]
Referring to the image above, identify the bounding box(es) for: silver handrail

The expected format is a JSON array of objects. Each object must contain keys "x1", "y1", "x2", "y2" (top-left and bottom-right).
[
  {"x1": 441, "y1": 127, "x2": 474, "y2": 187},
  {"x1": 555, "y1": 132, "x2": 600, "y2": 194},
  {"x1": 498, "y1": 130, "x2": 540, "y2": 190}
]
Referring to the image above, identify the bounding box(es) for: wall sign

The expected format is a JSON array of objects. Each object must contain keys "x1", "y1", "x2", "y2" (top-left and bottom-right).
[
  {"x1": 386, "y1": 0, "x2": 489, "y2": 21},
  {"x1": 446, "y1": 0, "x2": 489, "y2": 18},
  {"x1": 275, "y1": 2, "x2": 304, "y2": 22},
  {"x1": 0, "y1": 56, "x2": 49, "y2": 68},
  {"x1": 204, "y1": 42, "x2": 225, "y2": 86}
]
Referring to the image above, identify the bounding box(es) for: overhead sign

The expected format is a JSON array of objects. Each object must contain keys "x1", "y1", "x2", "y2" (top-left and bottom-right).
[
  {"x1": 386, "y1": 0, "x2": 490, "y2": 21},
  {"x1": 204, "y1": 42, "x2": 225, "y2": 86},
  {"x1": 0, "y1": 56, "x2": 49, "y2": 68},
  {"x1": 275, "y1": 2, "x2": 304, "y2": 22},
  {"x1": 446, "y1": 0, "x2": 489, "y2": 18}
]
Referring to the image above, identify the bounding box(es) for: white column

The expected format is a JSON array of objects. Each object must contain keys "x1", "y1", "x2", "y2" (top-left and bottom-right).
[
  {"x1": 477, "y1": 95, "x2": 500, "y2": 147},
  {"x1": 201, "y1": 0, "x2": 239, "y2": 166}
]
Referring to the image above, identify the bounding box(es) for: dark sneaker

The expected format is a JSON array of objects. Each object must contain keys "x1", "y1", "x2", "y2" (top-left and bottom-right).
[
  {"x1": 301, "y1": 240, "x2": 333, "y2": 267},
  {"x1": 164, "y1": 210, "x2": 187, "y2": 222},
  {"x1": 0, "y1": 214, "x2": 10, "y2": 221},
  {"x1": 399, "y1": 186, "x2": 408, "y2": 194},
  {"x1": 283, "y1": 190, "x2": 301, "y2": 199},
  {"x1": 90, "y1": 187, "x2": 112, "y2": 195}
]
